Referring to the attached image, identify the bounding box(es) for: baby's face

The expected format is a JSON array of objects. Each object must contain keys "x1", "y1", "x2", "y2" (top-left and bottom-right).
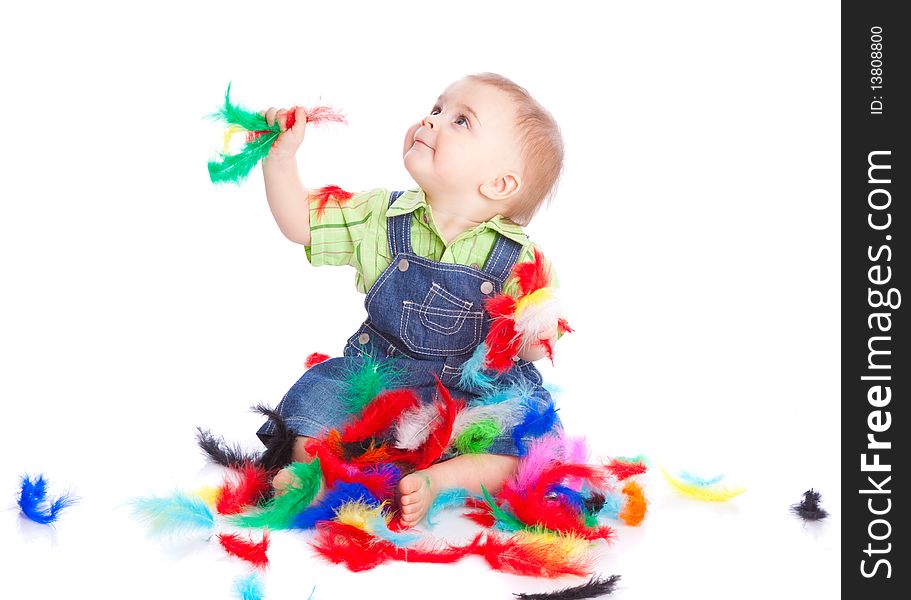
[{"x1": 403, "y1": 78, "x2": 523, "y2": 203}]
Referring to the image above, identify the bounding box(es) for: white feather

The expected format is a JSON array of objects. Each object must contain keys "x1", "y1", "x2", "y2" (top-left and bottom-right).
[
  {"x1": 393, "y1": 403, "x2": 440, "y2": 450},
  {"x1": 514, "y1": 296, "x2": 562, "y2": 349},
  {"x1": 450, "y1": 397, "x2": 526, "y2": 440}
]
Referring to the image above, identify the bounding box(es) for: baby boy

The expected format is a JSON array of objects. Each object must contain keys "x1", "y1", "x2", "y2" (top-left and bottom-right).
[{"x1": 258, "y1": 72, "x2": 564, "y2": 527}]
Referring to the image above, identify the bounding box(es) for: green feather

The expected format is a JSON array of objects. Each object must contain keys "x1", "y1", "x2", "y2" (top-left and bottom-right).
[
  {"x1": 231, "y1": 459, "x2": 322, "y2": 530},
  {"x1": 453, "y1": 419, "x2": 501, "y2": 454},
  {"x1": 342, "y1": 354, "x2": 404, "y2": 413},
  {"x1": 480, "y1": 484, "x2": 525, "y2": 532},
  {"x1": 206, "y1": 82, "x2": 282, "y2": 185}
]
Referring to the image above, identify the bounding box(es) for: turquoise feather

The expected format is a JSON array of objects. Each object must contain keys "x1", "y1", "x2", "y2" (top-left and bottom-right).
[
  {"x1": 426, "y1": 487, "x2": 472, "y2": 527},
  {"x1": 234, "y1": 572, "x2": 263, "y2": 600},
  {"x1": 130, "y1": 491, "x2": 215, "y2": 536}
]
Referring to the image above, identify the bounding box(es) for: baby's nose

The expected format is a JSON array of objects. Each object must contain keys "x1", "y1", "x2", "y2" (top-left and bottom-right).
[{"x1": 421, "y1": 117, "x2": 434, "y2": 129}]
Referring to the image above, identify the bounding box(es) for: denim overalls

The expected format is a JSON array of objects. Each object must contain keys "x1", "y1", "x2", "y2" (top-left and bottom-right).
[{"x1": 257, "y1": 191, "x2": 559, "y2": 458}]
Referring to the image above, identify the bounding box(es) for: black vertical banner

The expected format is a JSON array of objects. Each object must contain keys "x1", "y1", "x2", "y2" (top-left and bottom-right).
[{"x1": 843, "y1": 1, "x2": 907, "y2": 597}]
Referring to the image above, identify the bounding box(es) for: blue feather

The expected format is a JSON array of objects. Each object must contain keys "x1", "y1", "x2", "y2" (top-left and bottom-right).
[
  {"x1": 679, "y1": 471, "x2": 724, "y2": 487},
  {"x1": 512, "y1": 399, "x2": 559, "y2": 456},
  {"x1": 291, "y1": 482, "x2": 379, "y2": 529},
  {"x1": 548, "y1": 484, "x2": 586, "y2": 512},
  {"x1": 130, "y1": 491, "x2": 214, "y2": 535},
  {"x1": 458, "y1": 344, "x2": 497, "y2": 393},
  {"x1": 18, "y1": 474, "x2": 78, "y2": 525},
  {"x1": 368, "y1": 513, "x2": 422, "y2": 546},
  {"x1": 234, "y1": 573, "x2": 263, "y2": 600},
  {"x1": 426, "y1": 487, "x2": 471, "y2": 527},
  {"x1": 598, "y1": 491, "x2": 625, "y2": 520}
]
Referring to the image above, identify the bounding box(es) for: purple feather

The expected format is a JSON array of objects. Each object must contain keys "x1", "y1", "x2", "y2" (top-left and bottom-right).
[{"x1": 18, "y1": 474, "x2": 78, "y2": 525}]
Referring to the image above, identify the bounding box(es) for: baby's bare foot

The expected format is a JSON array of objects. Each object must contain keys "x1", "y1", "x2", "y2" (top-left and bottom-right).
[{"x1": 397, "y1": 471, "x2": 436, "y2": 527}]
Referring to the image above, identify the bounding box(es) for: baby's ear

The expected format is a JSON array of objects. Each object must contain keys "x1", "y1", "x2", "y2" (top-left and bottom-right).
[{"x1": 480, "y1": 172, "x2": 522, "y2": 202}]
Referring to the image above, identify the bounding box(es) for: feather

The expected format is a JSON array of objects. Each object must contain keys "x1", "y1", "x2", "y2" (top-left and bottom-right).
[
  {"x1": 233, "y1": 572, "x2": 263, "y2": 600},
  {"x1": 548, "y1": 484, "x2": 586, "y2": 513},
  {"x1": 483, "y1": 295, "x2": 521, "y2": 373},
  {"x1": 458, "y1": 343, "x2": 498, "y2": 393},
  {"x1": 366, "y1": 511, "x2": 423, "y2": 547},
  {"x1": 130, "y1": 491, "x2": 215, "y2": 536},
  {"x1": 513, "y1": 574, "x2": 621, "y2": 599},
  {"x1": 309, "y1": 185, "x2": 354, "y2": 219},
  {"x1": 478, "y1": 377, "x2": 538, "y2": 405},
  {"x1": 216, "y1": 462, "x2": 272, "y2": 515},
  {"x1": 415, "y1": 379, "x2": 465, "y2": 469},
  {"x1": 513, "y1": 247, "x2": 552, "y2": 296},
  {"x1": 511, "y1": 434, "x2": 565, "y2": 491},
  {"x1": 206, "y1": 83, "x2": 347, "y2": 186},
  {"x1": 252, "y1": 403, "x2": 297, "y2": 473},
  {"x1": 304, "y1": 352, "x2": 331, "y2": 369},
  {"x1": 426, "y1": 487, "x2": 472, "y2": 527},
  {"x1": 451, "y1": 397, "x2": 525, "y2": 440},
  {"x1": 193, "y1": 485, "x2": 221, "y2": 509},
  {"x1": 478, "y1": 531, "x2": 593, "y2": 578},
  {"x1": 218, "y1": 532, "x2": 269, "y2": 569},
  {"x1": 480, "y1": 485, "x2": 526, "y2": 532},
  {"x1": 291, "y1": 482, "x2": 379, "y2": 529},
  {"x1": 604, "y1": 458, "x2": 647, "y2": 481},
  {"x1": 618, "y1": 481, "x2": 647, "y2": 526},
  {"x1": 17, "y1": 474, "x2": 78, "y2": 525},
  {"x1": 790, "y1": 488, "x2": 829, "y2": 521},
  {"x1": 393, "y1": 402, "x2": 440, "y2": 450},
  {"x1": 232, "y1": 460, "x2": 322, "y2": 529},
  {"x1": 195, "y1": 427, "x2": 260, "y2": 469},
  {"x1": 679, "y1": 471, "x2": 724, "y2": 487},
  {"x1": 512, "y1": 400, "x2": 560, "y2": 456},
  {"x1": 453, "y1": 419, "x2": 502, "y2": 454},
  {"x1": 597, "y1": 492, "x2": 624, "y2": 520},
  {"x1": 342, "y1": 354, "x2": 404, "y2": 413},
  {"x1": 341, "y1": 388, "x2": 420, "y2": 442},
  {"x1": 659, "y1": 467, "x2": 746, "y2": 502}
]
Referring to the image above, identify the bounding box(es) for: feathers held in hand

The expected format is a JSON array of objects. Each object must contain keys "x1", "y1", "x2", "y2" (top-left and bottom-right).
[
  {"x1": 790, "y1": 488, "x2": 829, "y2": 521},
  {"x1": 207, "y1": 82, "x2": 347, "y2": 185},
  {"x1": 218, "y1": 532, "x2": 270, "y2": 569},
  {"x1": 18, "y1": 474, "x2": 78, "y2": 525},
  {"x1": 513, "y1": 574, "x2": 621, "y2": 599}
]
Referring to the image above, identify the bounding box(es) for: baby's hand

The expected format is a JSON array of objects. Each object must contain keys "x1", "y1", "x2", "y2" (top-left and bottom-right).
[{"x1": 259, "y1": 106, "x2": 308, "y2": 162}]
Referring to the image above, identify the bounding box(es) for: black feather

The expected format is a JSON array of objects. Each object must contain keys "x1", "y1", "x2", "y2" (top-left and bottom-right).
[
  {"x1": 583, "y1": 492, "x2": 606, "y2": 515},
  {"x1": 252, "y1": 403, "x2": 297, "y2": 472},
  {"x1": 195, "y1": 427, "x2": 260, "y2": 468},
  {"x1": 791, "y1": 488, "x2": 829, "y2": 521},
  {"x1": 513, "y1": 575, "x2": 621, "y2": 599}
]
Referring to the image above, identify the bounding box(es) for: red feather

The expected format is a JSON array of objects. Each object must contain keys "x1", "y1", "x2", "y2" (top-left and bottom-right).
[
  {"x1": 463, "y1": 509, "x2": 496, "y2": 527},
  {"x1": 215, "y1": 463, "x2": 272, "y2": 515},
  {"x1": 414, "y1": 379, "x2": 465, "y2": 470},
  {"x1": 305, "y1": 352, "x2": 331, "y2": 369},
  {"x1": 340, "y1": 389, "x2": 420, "y2": 443},
  {"x1": 246, "y1": 104, "x2": 347, "y2": 145},
  {"x1": 309, "y1": 185, "x2": 355, "y2": 219},
  {"x1": 475, "y1": 532, "x2": 593, "y2": 578},
  {"x1": 217, "y1": 532, "x2": 269, "y2": 568},
  {"x1": 304, "y1": 435, "x2": 397, "y2": 500},
  {"x1": 605, "y1": 458, "x2": 648, "y2": 481},
  {"x1": 512, "y1": 248, "x2": 551, "y2": 296},
  {"x1": 483, "y1": 293, "x2": 520, "y2": 372}
]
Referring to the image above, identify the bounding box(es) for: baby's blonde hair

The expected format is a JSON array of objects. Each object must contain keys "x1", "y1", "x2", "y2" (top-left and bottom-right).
[{"x1": 466, "y1": 72, "x2": 564, "y2": 226}]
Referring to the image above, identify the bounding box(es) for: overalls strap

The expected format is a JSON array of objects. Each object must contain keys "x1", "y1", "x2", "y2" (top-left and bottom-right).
[{"x1": 386, "y1": 190, "x2": 409, "y2": 256}]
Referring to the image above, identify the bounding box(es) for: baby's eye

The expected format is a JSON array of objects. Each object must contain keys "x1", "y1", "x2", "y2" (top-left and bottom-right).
[
  {"x1": 430, "y1": 106, "x2": 442, "y2": 115},
  {"x1": 455, "y1": 114, "x2": 469, "y2": 128}
]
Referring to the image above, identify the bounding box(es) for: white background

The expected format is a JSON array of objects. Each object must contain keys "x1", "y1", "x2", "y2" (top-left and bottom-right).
[{"x1": 1, "y1": 1, "x2": 840, "y2": 598}]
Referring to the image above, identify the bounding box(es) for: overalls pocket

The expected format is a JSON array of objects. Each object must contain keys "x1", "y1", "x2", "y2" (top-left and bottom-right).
[{"x1": 400, "y1": 283, "x2": 484, "y2": 355}]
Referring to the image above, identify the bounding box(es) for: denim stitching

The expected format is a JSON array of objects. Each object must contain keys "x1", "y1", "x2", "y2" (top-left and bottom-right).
[
  {"x1": 400, "y1": 304, "x2": 482, "y2": 353},
  {"x1": 424, "y1": 282, "x2": 473, "y2": 310}
]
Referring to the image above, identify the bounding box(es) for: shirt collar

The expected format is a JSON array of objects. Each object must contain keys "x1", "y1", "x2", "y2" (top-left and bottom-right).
[{"x1": 386, "y1": 187, "x2": 528, "y2": 246}]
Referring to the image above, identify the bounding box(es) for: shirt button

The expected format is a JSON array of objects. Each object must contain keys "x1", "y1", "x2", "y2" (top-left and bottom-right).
[
  {"x1": 358, "y1": 333, "x2": 370, "y2": 345},
  {"x1": 512, "y1": 355, "x2": 521, "y2": 362},
  {"x1": 422, "y1": 214, "x2": 429, "y2": 224},
  {"x1": 397, "y1": 258, "x2": 410, "y2": 272},
  {"x1": 480, "y1": 281, "x2": 494, "y2": 294},
  {"x1": 470, "y1": 262, "x2": 480, "y2": 270}
]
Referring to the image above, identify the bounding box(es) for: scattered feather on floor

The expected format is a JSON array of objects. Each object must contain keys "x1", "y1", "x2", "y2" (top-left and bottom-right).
[
  {"x1": 130, "y1": 491, "x2": 215, "y2": 536},
  {"x1": 233, "y1": 572, "x2": 263, "y2": 600},
  {"x1": 790, "y1": 488, "x2": 829, "y2": 521},
  {"x1": 513, "y1": 574, "x2": 621, "y2": 599},
  {"x1": 17, "y1": 474, "x2": 78, "y2": 525},
  {"x1": 659, "y1": 467, "x2": 745, "y2": 502}
]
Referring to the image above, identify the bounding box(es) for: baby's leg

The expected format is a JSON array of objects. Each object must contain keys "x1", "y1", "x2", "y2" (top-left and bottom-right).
[
  {"x1": 271, "y1": 436, "x2": 326, "y2": 501},
  {"x1": 398, "y1": 453, "x2": 519, "y2": 527}
]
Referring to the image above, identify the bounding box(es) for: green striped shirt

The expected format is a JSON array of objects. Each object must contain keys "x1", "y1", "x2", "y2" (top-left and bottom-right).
[{"x1": 305, "y1": 187, "x2": 558, "y2": 296}]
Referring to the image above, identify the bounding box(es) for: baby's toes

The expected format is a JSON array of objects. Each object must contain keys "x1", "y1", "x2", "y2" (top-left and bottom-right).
[{"x1": 398, "y1": 473, "x2": 425, "y2": 498}]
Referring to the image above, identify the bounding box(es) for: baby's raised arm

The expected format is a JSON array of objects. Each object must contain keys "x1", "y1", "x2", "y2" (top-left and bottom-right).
[{"x1": 261, "y1": 107, "x2": 311, "y2": 245}]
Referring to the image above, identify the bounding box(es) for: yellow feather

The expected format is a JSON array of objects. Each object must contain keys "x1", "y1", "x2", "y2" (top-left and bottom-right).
[
  {"x1": 193, "y1": 485, "x2": 222, "y2": 508},
  {"x1": 514, "y1": 288, "x2": 555, "y2": 319},
  {"x1": 513, "y1": 528, "x2": 592, "y2": 557},
  {"x1": 222, "y1": 125, "x2": 247, "y2": 154},
  {"x1": 660, "y1": 466, "x2": 746, "y2": 501},
  {"x1": 335, "y1": 500, "x2": 386, "y2": 532}
]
